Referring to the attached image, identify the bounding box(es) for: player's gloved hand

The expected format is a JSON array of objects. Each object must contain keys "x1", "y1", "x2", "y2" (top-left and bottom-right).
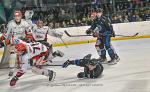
[
  {"x1": 86, "y1": 29, "x2": 92, "y2": 35},
  {"x1": 111, "y1": 31, "x2": 115, "y2": 37},
  {"x1": 92, "y1": 32, "x2": 99, "y2": 37},
  {"x1": 62, "y1": 60, "x2": 71, "y2": 68},
  {"x1": 0, "y1": 40, "x2": 4, "y2": 48}
]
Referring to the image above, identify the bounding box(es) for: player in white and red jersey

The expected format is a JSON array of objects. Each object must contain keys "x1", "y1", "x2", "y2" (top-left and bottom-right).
[
  {"x1": 2, "y1": 38, "x2": 56, "y2": 86},
  {"x1": 1, "y1": 9, "x2": 33, "y2": 77},
  {"x1": 32, "y1": 19, "x2": 64, "y2": 61}
]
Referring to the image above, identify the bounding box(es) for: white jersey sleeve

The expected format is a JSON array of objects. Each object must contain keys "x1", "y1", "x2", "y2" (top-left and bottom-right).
[
  {"x1": 32, "y1": 26, "x2": 63, "y2": 41},
  {"x1": 47, "y1": 28, "x2": 63, "y2": 38},
  {"x1": 5, "y1": 20, "x2": 14, "y2": 39}
]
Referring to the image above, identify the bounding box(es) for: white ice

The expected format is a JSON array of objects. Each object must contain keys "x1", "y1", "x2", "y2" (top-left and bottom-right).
[{"x1": 0, "y1": 38, "x2": 150, "y2": 92}]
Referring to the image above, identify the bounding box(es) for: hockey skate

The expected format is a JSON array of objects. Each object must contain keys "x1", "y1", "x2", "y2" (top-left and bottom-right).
[
  {"x1": 52, "y1": 50, "x2": 64, "y2": 57},
  {"x1": 115, "y1": 54, "x2": 120, "y2": 62},
  {"x1": 8, "y1": 71, "x2": 14, "y2": 77},
  {"x1": 10, "y1": 76, "x2": 18, "y2": 86},
  {"x1": 108, "y1": 58, "x2": 117, "y2": 65},
  {"x1": 48, "y1": 70, "x2": 56, "y2": 82},
  {"x1": 8, "y1": 71, "x2": 14, "y2": 79},
  {"x1": 107, "y1": 54, "x2": 120, "y2": 65},
  {"x1": 98, "y1": 57, "x2": 107, "y2": 64}
]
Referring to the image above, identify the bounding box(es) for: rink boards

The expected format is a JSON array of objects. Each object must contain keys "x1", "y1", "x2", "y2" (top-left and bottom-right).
[{"x1": 49, "y1": 21, "x2": 150, "y2": 46}]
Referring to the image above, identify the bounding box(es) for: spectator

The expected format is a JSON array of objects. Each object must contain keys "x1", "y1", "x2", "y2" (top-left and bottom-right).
[
  {"x1": 118, "y1": 15, "x2": 124, "y2": 23},
  {"x1": 111, "y1": 15, "x2": 122, "y2": 23},
  {"x1": 128, "y1": 14, "x2": 137, "y2": 22},
  {"x1": 0, "y1": 0, "x2": 150, "y2": 28},
  {"x1": 141, "y1": 10, "x2": 150, "y2": 21},
  {"x1": 123, "y1": 15, "x2": 130, "y2": 23},
  {"x1": 135, "y1": 14, "x2": 142, "y2": 21}
]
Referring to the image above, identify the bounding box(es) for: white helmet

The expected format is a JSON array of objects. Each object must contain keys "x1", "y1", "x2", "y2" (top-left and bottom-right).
[{"x1": 25, "y1": 10, "x2": 34, "y2": 20}]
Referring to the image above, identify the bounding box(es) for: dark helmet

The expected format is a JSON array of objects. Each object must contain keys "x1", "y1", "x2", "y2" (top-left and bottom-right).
[
  {"x1": 37, "y1": 19, "x2": 44, "y2": 23},
  {"x1": 95, "y1": 8, "x2": 103, "y2": 13},
  {"x1": 89, "y1": 58, "x2": 98, "y2": 66},
  {"x1": 36, "y1": 18, "x2": 44, "y2": 26}
]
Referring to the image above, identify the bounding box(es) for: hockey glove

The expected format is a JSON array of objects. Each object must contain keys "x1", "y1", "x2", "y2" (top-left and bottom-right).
[
  {"x1": 86, "y1": 29, "x2": 92, "y2": 35},
  {"x1": 111, "y1": 31, "x2": 115, "y2": 37},
  {"x1": 92, "y1": 32, "x2": 99, "y2": 37},
  {"x1": 0, "y1": 40, "x2": 4, "y2": 48},
  {"x1": 62, "y1": 60, "x2": 71, "y2": 68}
]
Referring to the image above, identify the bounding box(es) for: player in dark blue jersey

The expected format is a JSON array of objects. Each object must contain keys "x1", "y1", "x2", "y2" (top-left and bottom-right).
[{"x1": 86, "y1": 8, "x2": 120, "y2": 65}]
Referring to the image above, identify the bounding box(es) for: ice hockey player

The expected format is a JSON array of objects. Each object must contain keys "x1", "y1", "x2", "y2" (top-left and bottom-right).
[
  {"x1": 32, "y1": 19, "x2": 64, "y2": 61},
  {"x1": 6, "y1": 9, "x2": 32, "y2": 40},
  {"x1": 4, "y1": 39, "x2": 56, "y2": 86},
  {"x1": 0, "y1": 9, "x2": 33, "y2": 77},
  {"x1": 86, "y1": 8, "x2": 120, "y2": 65},
  {"x1": 62, "y1": 54, "x2": 103, "y2": 79}
]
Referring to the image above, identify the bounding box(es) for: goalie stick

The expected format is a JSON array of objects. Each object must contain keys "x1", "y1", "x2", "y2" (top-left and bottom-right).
[{"x1": 64, "y1": 30, "x2": 139, "y2": 37}]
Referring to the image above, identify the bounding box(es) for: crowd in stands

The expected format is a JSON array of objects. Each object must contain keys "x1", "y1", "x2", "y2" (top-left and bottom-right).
[
  {"x1": 30, "y1": 0, "x2": 150, "y2": 28},
  {"x1": 0, "y1": 0, "x2": 150, "y2": 29}
]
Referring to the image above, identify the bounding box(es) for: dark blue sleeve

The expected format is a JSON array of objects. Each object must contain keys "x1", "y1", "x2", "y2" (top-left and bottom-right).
[
  {"x1": 74, "y1": 59, "x2": 87, "y2": 67},
  {"x1": 102, "y1": 17, "x2": 114, "y2": 32},
  {"x1": 89, "y1": 21, "x2": 97, "y2": 30}
]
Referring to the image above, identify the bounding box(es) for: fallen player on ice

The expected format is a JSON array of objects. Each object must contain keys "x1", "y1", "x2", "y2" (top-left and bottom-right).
[{"x1": 62, "y1": 54, "x2": 104, "y2": 79}]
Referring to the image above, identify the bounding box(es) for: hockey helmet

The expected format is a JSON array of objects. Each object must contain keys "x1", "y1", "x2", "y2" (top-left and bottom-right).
[
  {"x1": 37, "y1": 19, "x2": 44, "y2": 27},
  {"x1": 95, "y1": 8, "x2": 103, "y2": 13},
  {"x1": 89, "y1": 58, "x2": 98, "y2": 66},
  {"x1": 14, "y1": 10, "x2": 22, "y2": 17},
  {"x1": 25, "y1": 10, "x2": 34, "y2": 20}
]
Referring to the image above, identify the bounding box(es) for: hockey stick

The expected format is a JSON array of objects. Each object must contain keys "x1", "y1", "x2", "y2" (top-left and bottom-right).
[
  {"x1": 64, "y1": 30, "x2": 92, "y2": 37},
  {"x1": 115, "y1": 33, "x2": 139, "y2": 37},
  {"x1": 60, "y1": 38, "x2": 68, "y2": 48},
  {"x1": 64, "y1": 30, "x2": 139, "y2": 38},
  {"x1": 0, "y1": 64, "x2": 62, "y2": 69}
]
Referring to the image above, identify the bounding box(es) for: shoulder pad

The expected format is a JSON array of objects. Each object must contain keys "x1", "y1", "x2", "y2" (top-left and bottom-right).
[
  {"x1": 8, "y1": 20, "x2": 15, "y2": 25},
  {"x1": 43, "y1": 26, "x2": 49, "y2": 29},
  {"x1": 43, "y1": 26, "x2": 49, "y2": 30}
]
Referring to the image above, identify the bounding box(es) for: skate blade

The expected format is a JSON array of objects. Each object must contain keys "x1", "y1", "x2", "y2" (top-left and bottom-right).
[
  {"x1": 51, "y1": 72, "x2": 56, "y2": 82},
  {"x1": 8, "y1": 76, "x2": 13, "y2": 79},
  {"x1": 47, "y1": 72, "x2": 56, "y2": 86},
  {"x1": 116, "y1": 58, "x2": 120, "y2": 62},
  {"x1": 100, "y1": 62, "x2": 108, "y2": 64},
  {"x1": 108, "y1": 62, "x2": 117, "y2": 65}
]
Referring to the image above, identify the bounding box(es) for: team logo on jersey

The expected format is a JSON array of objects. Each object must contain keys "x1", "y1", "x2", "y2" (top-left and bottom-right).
[
  {"x1": 14, "y1": 39, "x2": 20, "y2": 44},
  {"x1": 97, "y1": 25, "x2": 102, "y2": 31},
  {"x1": 36, "y1": 35, "x2": 43, "y2": 38}
]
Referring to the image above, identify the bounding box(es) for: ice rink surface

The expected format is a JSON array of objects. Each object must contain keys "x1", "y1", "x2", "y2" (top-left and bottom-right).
[{"x1": 0, "y1": 38, "x2": 150, "y2": 92}]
